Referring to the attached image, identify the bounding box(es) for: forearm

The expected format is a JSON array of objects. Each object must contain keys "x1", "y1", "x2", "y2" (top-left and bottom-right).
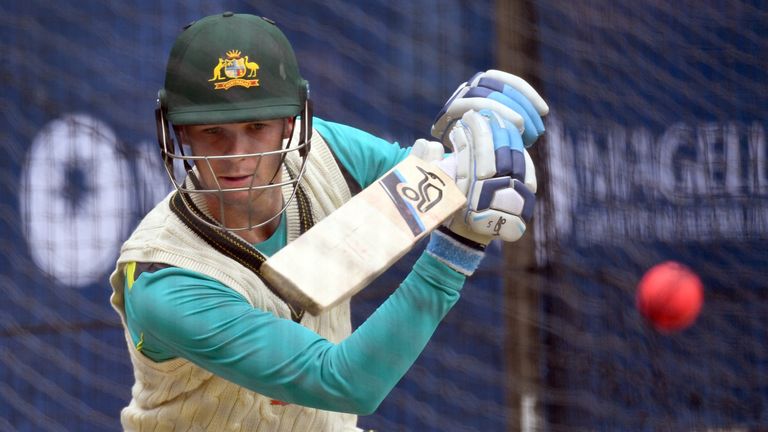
[
  {"x1": 312, "y1": 252, "x2": 464, "y2": 413},
  {"x1": 129, "y1": 253, "x2": 464, "y2": 414},
  {"x1": 225, "y1": 252, "x2": 463, "y2": 414}
]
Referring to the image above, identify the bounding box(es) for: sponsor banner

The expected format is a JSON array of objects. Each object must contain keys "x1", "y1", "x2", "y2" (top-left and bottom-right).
[{"x1": 540, "y1": 116, "x2": 767, "y2": 249}]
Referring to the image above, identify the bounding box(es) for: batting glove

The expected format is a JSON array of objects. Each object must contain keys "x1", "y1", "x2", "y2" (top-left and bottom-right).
[
  {"x1": 417, "y1": 110, "x2": 537, "y2": 275},
  {"x1": 431, "y1": 70, "x2": 549, "y2": 149}
]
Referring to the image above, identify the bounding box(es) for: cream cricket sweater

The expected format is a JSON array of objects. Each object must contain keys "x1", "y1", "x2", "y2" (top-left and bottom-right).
[{"x1": 110, "y1": 130, "x2": 363, "y2": 431}]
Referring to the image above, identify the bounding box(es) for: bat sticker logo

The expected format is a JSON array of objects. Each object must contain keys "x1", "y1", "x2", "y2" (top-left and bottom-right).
[
  {"x1": 379, "y1": 166, "x2": 446, "y2": 237},
  {"x1": 400, "y1": 166, "x2": 446, "y2": 213}
]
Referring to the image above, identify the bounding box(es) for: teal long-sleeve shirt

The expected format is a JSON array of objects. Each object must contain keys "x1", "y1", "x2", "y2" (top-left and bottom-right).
[{"x1": 124, "y1": 118, "x2": 465, "y2": 414}]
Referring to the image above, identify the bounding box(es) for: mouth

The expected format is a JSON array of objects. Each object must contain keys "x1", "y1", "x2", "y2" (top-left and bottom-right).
[{"x1": 217, "y1": 174, "x2": 254, "y2": 188}]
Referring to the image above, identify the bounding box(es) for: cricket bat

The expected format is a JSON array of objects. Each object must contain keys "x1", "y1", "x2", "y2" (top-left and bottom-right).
[{"x1": 262, "y1": 155, "x2": 466, "y2": 315}]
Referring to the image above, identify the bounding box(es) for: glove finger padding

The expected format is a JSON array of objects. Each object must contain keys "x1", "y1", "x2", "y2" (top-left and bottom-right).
[
  {"x1": 463, "y1": 85, "x2": 539, "y2": 145},
  {"x1": 434, "y1": 109, "x2": 538, "y2": 245},
  {"x1": 411, "y1": 138, "x2": 445, "y2": 163},
  {"x1": 523, "y1": 145, "x2": 537, "y2": 194},
  {"x1": 411, "y1": 138, "x2": 459, "y2": 182},
  {"x1": 447, "y1": 110, "x2": 498, "y2": 195},
  {"x1": 490, "y1": 114, "x2": 526, "y2": 180},
  {"x1": 437, "y1": 98, "x2": 525, "y2": 144},
  {"x1": 432, "y1": 69, "x2": 549, "y2": 148},
  {"x1": 480, "y1": 70, "x2": 549, "y2": 124}
]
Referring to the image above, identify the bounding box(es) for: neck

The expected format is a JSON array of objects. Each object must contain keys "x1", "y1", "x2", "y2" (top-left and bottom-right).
[
  {"x1": 239, "y1": 215, "x2": 281, "y2": 244},
  {"x1": 206, "y1": 188, "x2": 284, "y2": 244}
]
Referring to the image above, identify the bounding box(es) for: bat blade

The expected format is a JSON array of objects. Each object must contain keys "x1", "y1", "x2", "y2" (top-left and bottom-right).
[{"x1": 261, "y1": 155, "x2": 466, "y2": 315}]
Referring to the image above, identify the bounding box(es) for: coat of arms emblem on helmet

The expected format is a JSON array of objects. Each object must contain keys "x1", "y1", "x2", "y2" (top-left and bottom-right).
[{"x1": 209, "y1": 50, "x2": 260, "y2": 90}]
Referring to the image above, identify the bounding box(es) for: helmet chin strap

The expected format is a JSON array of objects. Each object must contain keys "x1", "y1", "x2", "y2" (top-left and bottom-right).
[{"x1": 299, "y1": 99, "x2": 313, "y2": 158}]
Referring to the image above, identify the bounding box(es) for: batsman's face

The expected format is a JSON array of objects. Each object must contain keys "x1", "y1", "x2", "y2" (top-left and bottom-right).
[{"x1": 181, "y1": 118, "x2": 294, "y2": 207}]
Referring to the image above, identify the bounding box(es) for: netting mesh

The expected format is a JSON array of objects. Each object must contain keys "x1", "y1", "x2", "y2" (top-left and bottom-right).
[
  {"x1": 531, "y1": 1, "x2": 768, "y2": 430},
  {"x1": 1, "y1": 0, "x2": 767, "y2": 431}
]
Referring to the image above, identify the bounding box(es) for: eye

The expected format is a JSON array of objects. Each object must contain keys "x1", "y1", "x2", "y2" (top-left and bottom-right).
[
  {"x1": 202, "y1": 127, "x2": 222, "y2": 135},
  {"x1": 248, "y1": 123, "x2": 266, "y2": 131}
]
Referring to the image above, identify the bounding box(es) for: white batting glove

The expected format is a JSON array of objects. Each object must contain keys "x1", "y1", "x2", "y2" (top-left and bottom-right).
[
  {"x1": 420, "y1": 109, "x2": 537, "y2": 275},
  {"x1": 443, "y1": 109, "x2": 536, "y2": 246},
  {"x1": 432, "y1": 70, "x2": 549, "y2": 148},
  {"x1": 418, "y1": 108, "x2": 537, "y2": 244}
]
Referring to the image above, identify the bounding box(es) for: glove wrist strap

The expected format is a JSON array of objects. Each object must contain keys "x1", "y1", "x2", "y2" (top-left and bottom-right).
[
  {"x1": 426, "y1": 228, "x2": 486, "y2": 276},
  {"x1": 436, "y1": 226, "x2": 487, "y2": 251}
]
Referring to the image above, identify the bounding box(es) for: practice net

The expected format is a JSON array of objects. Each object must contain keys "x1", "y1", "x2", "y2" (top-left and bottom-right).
[{"x1": 0, "y1": 0, "x2": 766, "y2": 431}]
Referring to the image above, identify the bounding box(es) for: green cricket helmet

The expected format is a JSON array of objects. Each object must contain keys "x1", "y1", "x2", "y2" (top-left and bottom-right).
[
  {"x1": 155, "y1": 12, "x2": 313, "y2": 232},
  {"x1": 163, "y1": 12, "x2": 309, "y2": 124}
]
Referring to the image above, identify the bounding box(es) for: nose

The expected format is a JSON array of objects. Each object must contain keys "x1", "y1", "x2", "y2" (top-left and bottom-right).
[{"x1": 225, "y1": 131, "x2": 253, "y2": 157}]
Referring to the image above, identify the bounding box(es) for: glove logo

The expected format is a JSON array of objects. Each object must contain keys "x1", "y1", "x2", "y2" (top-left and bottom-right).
[
  {"x1": 209, "y1": 49, "x2": 260, "y2": 90},
  {"x1": 379, "y1": 167, "x2": 446, "y2": 237},
  {"x1": 488, "y1": 217, "x2": 506, "y2": 235}
]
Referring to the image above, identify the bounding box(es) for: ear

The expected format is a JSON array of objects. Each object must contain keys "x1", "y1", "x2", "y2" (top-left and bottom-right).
[
  {"x1": 174, "y1": 125, "x2": 186, "y2": 144},
  {"x1": 283, "y1": 117, "x2": 296, "y2": 140}
]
